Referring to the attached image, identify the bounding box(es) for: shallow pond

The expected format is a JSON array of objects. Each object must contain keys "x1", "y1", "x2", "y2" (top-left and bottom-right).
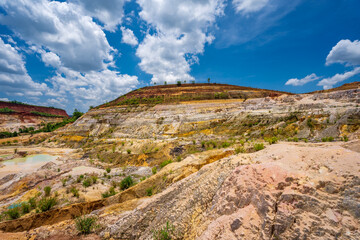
[
  {"x1": 0, "y1": 154, "x2": 59, "y2": 179},
  {"x1": 2, "y1": 154, "x2": 58, "y2": 166}
]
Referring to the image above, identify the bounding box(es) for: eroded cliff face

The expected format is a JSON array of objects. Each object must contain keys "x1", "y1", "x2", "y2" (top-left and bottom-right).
[
  {"x1": 0, "y1": 101, "x2": 68, "y2": 132},
  {"x1": 59, "y1": 88, "x2": 360, "y2": 141},
  {"x1": 0, "y1": 113, "x2": 65, "y2": 132}
]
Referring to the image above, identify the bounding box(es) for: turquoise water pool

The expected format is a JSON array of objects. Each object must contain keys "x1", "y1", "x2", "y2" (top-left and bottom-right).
[{"x1": 3, "y1": 154, "x2": 58, "y2": 166}]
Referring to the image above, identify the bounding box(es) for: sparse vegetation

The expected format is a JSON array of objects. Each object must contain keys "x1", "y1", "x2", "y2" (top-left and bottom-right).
[
  {"x1": 4, "y1": 205, "x2": 21, "y2": 219},
  {"x1": 253, "y1": 143, "x2": 265, "y2": 151},
  {"x1": 146, "y1": 187, "x2": 153, "y2": 196},
  {"x1": 322, "y1": 136, "x2": 334, "y2": 142},
  {"x1": 265, "y1": 137, "x2": 278, "y2": 145},
  {"x1": 152, "y1": 166, "x2": 157, "y2": 175},
  {"x1": 120, "y1": 176, "x2": 134, "y2": 190},
  {"x1": 153, "y1": 221, "x2": 177, "y2": 240},
  {"x1": 102, "y1": 187, "x2": 116, "y2": 198},
  {"x1": 37, "y1": 197, "x2": 57, "y2": 212},
  {"x1": 75, "y1": 215, "x2": 97, "y2": 234},
  {"x1": 0, "y1": 107, "x2": 15, "y2": 113},
  {"x1": 71, "y1": 187, "x2": 80, "y2": 198},
  {"x1": 235, "y1": 147, "x2": 245, "y2": 154},
  {"x1": 160, "y1": 159, "x2": 172, "y2": 168},
  {"x1": 44, "y1": 186, "x2": 52, "y2": 197}
]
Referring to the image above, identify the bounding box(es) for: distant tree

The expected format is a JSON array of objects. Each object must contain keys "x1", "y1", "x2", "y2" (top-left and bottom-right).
[
  {"x1": 177, "y1": 81, "x2": 182, "y2": 87},
  {"x1": 154, "y1": 82, "x2": 157, "y2": 85},
  {"x1": 191, "y1": 80, "x2": 195, "y2": 84},
  {"x1": 164, "y1": 81, "x2": 167, "y2": 85},
  {"x1": 89, "y1": 106, "x2": 94, "y2": 110},
  {"x1": 72, "y1": 109, "x2": 83, "y2": 120},
  {"x1": 184, "y1": 80, "x2": 186, "y2": 84},
  {"x1": 207, "y1": 78, "x2": 210, "y2": 84}
]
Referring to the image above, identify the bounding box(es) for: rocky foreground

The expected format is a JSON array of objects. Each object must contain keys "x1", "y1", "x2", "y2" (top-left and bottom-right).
[{"x1": 0, "y1": 83, "x2": 359, "y2": 239}]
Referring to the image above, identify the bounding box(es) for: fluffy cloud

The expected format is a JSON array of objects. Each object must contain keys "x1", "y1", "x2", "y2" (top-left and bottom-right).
[
  {"x1": 287, "y1": 39, "x2": 360, "y2": 89},
  {"x1": 326, "y1": 39, "x2": 360, "y2": 66},
  {"x1": 317, "y1": 67, "x2": 360, "y2": 90},
  {"x1": 121, "y1": 27, "x2": 138, "y2": 46},
  {"x1": 136, "y1": 0, "x2": 226, "y2": 84},
  {"x1": 70, "y1": 0, "x2": 129, "y2": 32},
  {"x1": 285, "y1": 73, "x2": 320, "y2": 86},
  {"x1": 233, "y1": 0, "x2": 269, "y2": 14},
  {"x1": 0, "y1": 0, "x2": 139, "y2": 111},
  {"x1": 47, "y1": 67, "x2": 138, "y2": 109},
  {"x1": 0, "y1": 38, "x2": 48, "y2": 96},
  {"x1": 0, "y1": 0, "x2": 114, "y2": 73}
]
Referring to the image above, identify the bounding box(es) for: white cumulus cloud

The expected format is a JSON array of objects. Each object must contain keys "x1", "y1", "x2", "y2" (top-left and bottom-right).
[
  {"x1": 317, "y1": 67, "x2": 360, "y2": 90},
  {"x1": 0, "y1": 0, "x2": 114, "y2": 73},
  {"x1": 285, "y1": 73, "x2": 320, "y2": 86},
  {"x1": 0, "y1": 38, "x2": 48, "y2": 96},
  {"x1": 121, "y1": 27, "x2": 138, "y2": 46},
  {"x1": 70, "y1": 0, "x2": 129, "y2": 32},
  {"x1": 326, "y1": 39, "x2": 360, "y2": 66},
  {"x1": 286, "y1": 39, "x2": 360, "y2": 89},
  {"x1": 136, "y1": 0, "x2": 226, "y2": 84}
]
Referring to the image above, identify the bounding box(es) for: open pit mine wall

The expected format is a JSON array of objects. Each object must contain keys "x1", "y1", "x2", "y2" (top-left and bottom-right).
[
  {"x1": 58, "y1": 89, "x2": 360, "y2": 142},
  {"x1": 0, "y1": 113, "x2": 66, "y2": 132},
  {"x1": 0, "y1": 101, "x2": 68, "y2": 132}
]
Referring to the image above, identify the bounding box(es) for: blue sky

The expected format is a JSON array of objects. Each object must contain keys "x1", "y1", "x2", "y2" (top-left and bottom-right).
[{"x1": 0, "y1": 0, "x2": 360, "y2": 113}]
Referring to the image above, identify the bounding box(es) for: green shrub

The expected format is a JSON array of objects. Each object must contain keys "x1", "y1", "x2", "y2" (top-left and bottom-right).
[
  {"x1": 70, "y1": 187, "x2": 79, "y2": 198},
  {"x1": 5, "y1": 206, "x2": 20, "y2": 220},
  {"x1": 61, "y1": 178, "x2": 67, "y2": 187},
  {"x1": 152, "y1": 166, "x2": 157, "y2": 175},
  {"x1": 221, "y1": 141, "x2": 231, "y2": 148},
  {"x1": 106, "y1": 167, "x2": 111, "y2": 173},
  {"x1": 343, "y1": 135, "x2": 348, "y2": 142},
  {"x1": 0, "y1": 107, "x2": 15, "y2": 113},
  {"x1": 265, "y1": 137, "x2": 278, "y2": 145},
  {"x1": 21, "y1": 203, "x2": 30, "y2": 214},
  {"x1": 126, "y1": 149, "x2": 131, "y2": 154},
  {"x1": 153, "y1": 221, "x2": 177, "y2": 240},
  {"x1": 37, "y1": 197, "x2": 57, "y2": 212},
  {"x1": 160, "y1": 159, "x2": 172, "y2": 168},
  {"x1": 146, "y1": 187, "x2": 153, "y2": 196},
  {"x1": 91, "y1": 175, "x2": 98, "y2": 184},
  {"x1": 83, "y1": 178, "x2": 92, "y2": 188},
  {"x1": 253, "y1": 143, "x2": 264, "y2": 151},
  {"x1": 44, "y1": 186, "x2": 51, "y2": 197},
  {"x1": 75, "y1": 215, "x2": 97, "y2": 234},
  {"x1": 322, "y1": 136, "x2": 334, "y2": 142},
  {"x1": 307, "y1": 118, "x2": 314, "y2": 129},
  {"x1": 120, "y1": 176, "x2": 133, "y2": 190},
  {"x1": 29, "y1": 197, "x2": 37, "y2": 209},
  {"x1": 235, "y1": 147, "x2": 245, "y2": 154},
  {"x1": 102, "y1": 187, "x2": 116, "y2": 198}
]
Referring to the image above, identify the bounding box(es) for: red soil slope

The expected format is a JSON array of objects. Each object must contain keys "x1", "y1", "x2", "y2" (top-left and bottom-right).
[{"x1": 0, "y1": 101, "x2": 68, "y2": 117}]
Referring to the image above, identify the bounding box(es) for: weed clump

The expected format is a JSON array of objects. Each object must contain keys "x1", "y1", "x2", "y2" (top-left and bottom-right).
[
  {"x1": 37, "y1": 197, "x2": 57, "y2": 212},
  {"x1": 253, "y1": 143, "x2": 265, "y2": 151},
  {"x1": 102, "y1": 187, "x2": 116, "y2": 198},
  {"x1": 120, "y1": 176, "x2": 133, "y2": 190},
  {"x1": 44, "y1": 186, "x2": 51, "y2": 197},
  {"x1": 75, "y1": 215, "x2": 97, "y2": 234},
  {"x1": 160, "y1": 159, "x2": 172, "y2": 168},
  {"x1": 153, "y1": 221, "x2": 178, "y2": 240}
]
